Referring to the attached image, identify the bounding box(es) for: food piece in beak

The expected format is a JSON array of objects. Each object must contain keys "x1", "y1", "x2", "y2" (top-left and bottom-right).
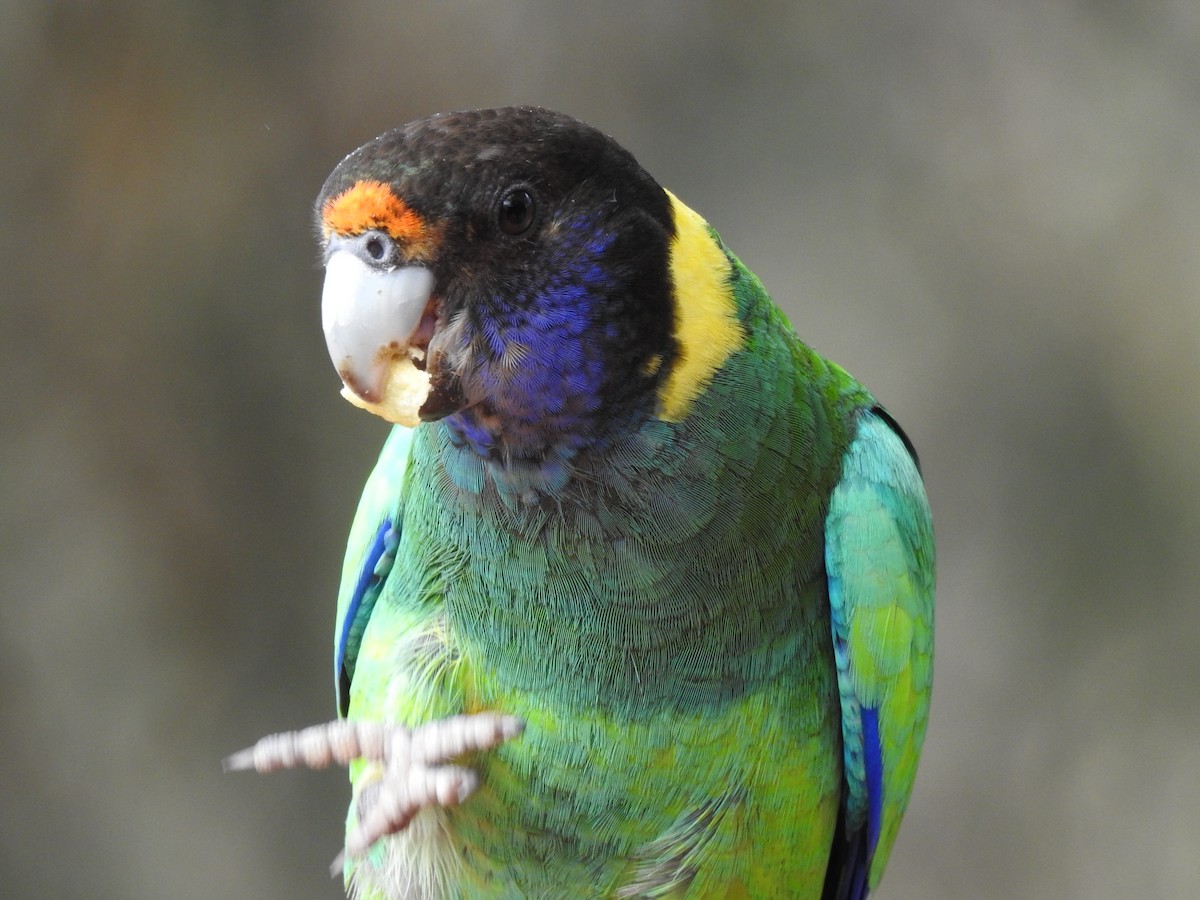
[{"x1": 338, "y1": 352, "x2": 431, "y2": 427}]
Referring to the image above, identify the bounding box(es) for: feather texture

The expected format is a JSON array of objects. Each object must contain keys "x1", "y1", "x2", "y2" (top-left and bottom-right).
[
  {"x1": 825, "y1": 410, "x2": 935, "y2": 896},
  {"x1": 306, "y1": 108, "x2": 935, "y2": 899}
]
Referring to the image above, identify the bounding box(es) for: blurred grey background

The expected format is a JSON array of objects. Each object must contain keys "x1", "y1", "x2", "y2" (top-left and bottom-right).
[{"x1": 3, "y1": 1, "x2": 1197, "y2": 897}]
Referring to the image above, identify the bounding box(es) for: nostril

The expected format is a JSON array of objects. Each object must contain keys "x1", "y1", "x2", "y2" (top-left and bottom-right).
[{"x1": 366, "y1": 236, "x2": 385, "y2": 260}]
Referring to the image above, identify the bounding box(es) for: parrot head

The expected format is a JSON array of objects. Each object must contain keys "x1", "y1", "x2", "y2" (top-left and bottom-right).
[{"x1": 316, "y1": 107, "x2": 680, "y2": 460}]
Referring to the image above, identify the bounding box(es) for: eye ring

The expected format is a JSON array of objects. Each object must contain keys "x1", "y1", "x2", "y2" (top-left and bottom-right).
[
  {"x1": 355, "y1": 229, "x2": 395, "y2": 266},
  {"x1": 497, "y1": 187, "x2": 536, "y2": 236},
  {"x1": 365, "y1": 234, "x2": 387, "y2": 260}
]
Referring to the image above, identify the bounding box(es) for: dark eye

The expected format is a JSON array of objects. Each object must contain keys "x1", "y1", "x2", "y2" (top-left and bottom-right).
[
  {"x1": 365, "y1": 234, "x2": 387, "y2": 260},
  {"x1": 498, "y1": 188, "x2": 535, "y2": 236}
]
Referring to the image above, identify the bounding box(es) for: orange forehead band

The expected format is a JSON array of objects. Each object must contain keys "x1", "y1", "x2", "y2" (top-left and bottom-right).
[{"x1": 321, "y1": 180, "x2": 426, "y2": 242}]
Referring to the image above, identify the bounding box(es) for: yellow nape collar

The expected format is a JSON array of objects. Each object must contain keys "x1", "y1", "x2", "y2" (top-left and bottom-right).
[{"x1": 658, "y1": 190, "x2": 747, "y2": 422}]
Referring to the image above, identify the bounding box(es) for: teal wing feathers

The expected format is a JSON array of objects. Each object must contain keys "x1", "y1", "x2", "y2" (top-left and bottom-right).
[
  {"x1": 334, "y1": 425, "x2": 415, "y2": 716},
  {"x1": 824, "y1": 408, "x2": 935, "y2": 897}
]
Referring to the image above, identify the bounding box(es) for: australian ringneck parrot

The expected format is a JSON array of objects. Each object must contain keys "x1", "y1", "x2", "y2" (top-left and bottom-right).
[{"x1": 229, "y1": 106, "x2": 935, "y2": 899}]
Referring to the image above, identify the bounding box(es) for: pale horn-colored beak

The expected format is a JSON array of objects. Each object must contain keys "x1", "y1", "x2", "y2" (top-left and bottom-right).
[{"x1": 321, "y1": 249, "x2": 435, "y2": 426}]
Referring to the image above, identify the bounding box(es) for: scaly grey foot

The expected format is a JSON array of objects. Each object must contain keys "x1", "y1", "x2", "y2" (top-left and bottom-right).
[{"x1": 225, "y1": 713, "x2": 524, "y2": 863}]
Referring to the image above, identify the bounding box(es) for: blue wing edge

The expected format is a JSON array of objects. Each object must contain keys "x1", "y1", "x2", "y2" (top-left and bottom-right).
[{"x1": 822, "y1": 406, "x2": 934, "y2": 900}]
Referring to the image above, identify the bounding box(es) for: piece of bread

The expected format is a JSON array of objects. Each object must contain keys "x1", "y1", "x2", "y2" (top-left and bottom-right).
[{"x1": 340, "y1": 353, "x2": 430, "y2": 427}]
